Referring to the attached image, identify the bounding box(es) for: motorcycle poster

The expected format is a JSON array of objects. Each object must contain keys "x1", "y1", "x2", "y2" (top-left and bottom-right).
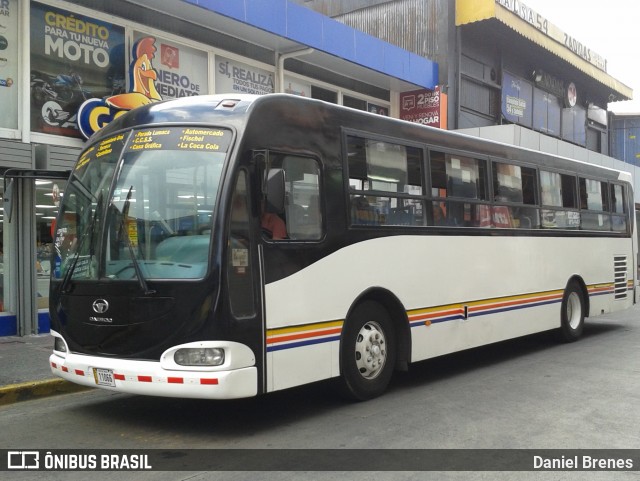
[
  {"x1": 30, "y1": 2, "x2": 125, "y2": 138},
  {"x1": 0, "y1": 0, "x2": 18, "y2": 130}
]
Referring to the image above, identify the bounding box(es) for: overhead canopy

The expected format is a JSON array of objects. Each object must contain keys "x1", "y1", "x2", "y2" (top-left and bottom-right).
[
  {"x1": 127, "y1": 0, "x2": 439, "y2": 93},
  {"x1": 456, "y1": 0, "x2": 632, "y2": 100}
]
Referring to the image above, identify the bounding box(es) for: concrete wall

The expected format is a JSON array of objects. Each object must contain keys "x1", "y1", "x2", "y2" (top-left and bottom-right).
[{"x1": 457, "y1": 125, "x2": 640, "y2": 203}]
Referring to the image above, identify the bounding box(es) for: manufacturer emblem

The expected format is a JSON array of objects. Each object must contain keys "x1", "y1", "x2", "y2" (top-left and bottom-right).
[{"x1": 92, "y1": 299, "x2": 109, "y2": 314}]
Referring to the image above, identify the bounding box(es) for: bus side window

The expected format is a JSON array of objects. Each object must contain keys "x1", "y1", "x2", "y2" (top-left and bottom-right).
[
  {"x1": 275, "y1": 155, "x2": 323, "y2": 241},
  {"x1": 347, "y1": 135, "x2": 424, "y2": 227},
  {"x1": 611, "y1": 184, "x2": 627, "y2": 232}
]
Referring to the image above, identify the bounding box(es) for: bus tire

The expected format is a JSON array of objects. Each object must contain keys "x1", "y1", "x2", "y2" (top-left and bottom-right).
[
  {"x1": 558, "y1": 281, "x2": 585, "y2": 342},
  {"x1": 338, "y1": 300, "x2": 396, "y2": 401}
]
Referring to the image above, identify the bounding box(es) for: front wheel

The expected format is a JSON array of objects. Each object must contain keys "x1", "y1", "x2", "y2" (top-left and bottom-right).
[
  {"x1": 558, "y1": 281, "x2": 585, "y2": 342},
  {"x1": 338, "y1": 300, "x2": 396, "y2": 401}
]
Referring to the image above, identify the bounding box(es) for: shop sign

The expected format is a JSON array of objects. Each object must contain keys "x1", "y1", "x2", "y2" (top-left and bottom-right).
[
  {"x1": 215, "y1": 56, "x2": 274, "y2": 96},
  {"x1": 531, "y1": 68, "x2": 564, "y2": 98},
  {"x1": 501, "y1": 72, "x2": 533, "y2": 127},
  {"x1": 77, "y1": 34, "x2": 208, "y2": 139},
  {"x1": 399, "y1": 87, "x2": 441, "y2": 127},
  {"x1": 0, "y1": 0, "x2": 18, "y2": 130},
  {"x1": 495, "y1": 0, "x2": 607, "y2": 72},
  {"x1": 30, "y1": 2, "x2": 125, "y2": 138},
  {"x1": 564, "y1": 82, "x2": 577, "y2": 108}
]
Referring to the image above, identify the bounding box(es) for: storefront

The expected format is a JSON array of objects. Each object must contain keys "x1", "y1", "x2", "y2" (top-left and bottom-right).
[{"x1": 0, "y1": 0, "x2": 439, "y2": 335}]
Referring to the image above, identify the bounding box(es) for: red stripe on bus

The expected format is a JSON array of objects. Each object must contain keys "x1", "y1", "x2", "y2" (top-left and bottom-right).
[
  {"x1": 75, "y1": 369, "x2": 84, "y2": 376},
  {"x1": 114, "y1": 374, "x2": 125, "y2": 381},
  {"x1": 200, "y1": 378, "x2": 218, "y2": 385},
  {"x1": 51, "y1": 362, "x2": 57, "y2": 369},
  {"x1": 138, "y1": 375, "x2": 153, "y2": 383},
  {"x1": 62, "y1": 366, "x2": 69, "y2": 372},
  {"x1": 167, "y1": 377, "x2": 184, "y2": 384}
]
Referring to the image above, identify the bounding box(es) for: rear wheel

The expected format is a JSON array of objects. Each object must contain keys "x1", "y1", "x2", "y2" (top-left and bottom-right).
[
  {"x1": 558, "y1": 281, "x2": 585, "y2": 342},
  {"x1": 338, "y1": 300, "x2": 396, "y2": 401}
]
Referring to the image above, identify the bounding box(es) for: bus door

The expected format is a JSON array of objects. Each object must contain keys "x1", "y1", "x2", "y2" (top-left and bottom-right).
[{"x1": 258, "y1": 152, "x2": 325, "y2": 391}]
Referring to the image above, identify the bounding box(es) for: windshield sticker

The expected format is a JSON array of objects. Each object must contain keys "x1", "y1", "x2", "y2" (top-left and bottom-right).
[
  {"x1": 96, "y1": 133, "x2": 125, "y2": 158},
  {"x1": 232, "y1": 248, "x2": 249, "y2": 275},
  {"x1": 76, "y1": 133, "x2": 126, "y2": 171},
  {"x1": 125, "y1": 127, "x2": 231, "y2": 153},
  {"x1": 129, "y1": 128, "x2": 171, "y2": 151},
  {"x1": 75, "y1": 146, "x2": 95, "y2": 171}
]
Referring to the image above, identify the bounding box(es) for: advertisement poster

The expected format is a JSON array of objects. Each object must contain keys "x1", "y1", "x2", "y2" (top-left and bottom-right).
[
  {"x1": 0, "y1": 0, "x2": 19, "y2": 130},
  {"x1": 283, "y1": 76, "x2": 310, "y2": 97},
  {"x1": 132, "y1": 31, "x2": 208, "y2": 101},
  {"x1": 400, "y1": 87, "x2": 442, "y2": 127},
  {"x1": 501, "y1": 72, "x2": 533, "y2": 128},
  {"x1": 533, "y1": 88, "x2": 561, "y2": 136},
  {"x1": 368, "y1": 103, "x2": 388, "y2": 116},
  {"x1": 30, "y1": 2, "x2": 125, "y2": 138},
  {"x1": 215, "y1": 56, "x2": 274, "y2": 95},
  {"x1": 78, "y1": 34, "x2": 208, "y2": 139}
]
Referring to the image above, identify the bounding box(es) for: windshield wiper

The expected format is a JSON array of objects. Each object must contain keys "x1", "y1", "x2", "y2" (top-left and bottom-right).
[
  {"x1": 59, "y1": 191, "x2": 102, "y2": 294},
  {"x1": 118, "y1": 186, "x2": 155, "y2": 296}
]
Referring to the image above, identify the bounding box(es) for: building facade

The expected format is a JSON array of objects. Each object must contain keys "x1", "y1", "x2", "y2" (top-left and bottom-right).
[
  {"x1": 299, "y1": 0, "x2": 638, "y2": 182},
  {"x1": 0, "y1": 0, "x2": 438, "y2": 336}
]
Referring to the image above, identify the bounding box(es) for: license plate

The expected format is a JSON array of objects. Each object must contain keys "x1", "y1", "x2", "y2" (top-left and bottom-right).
[{"x1": 93, "y1": 368, "x2": 116, "y2": 387}]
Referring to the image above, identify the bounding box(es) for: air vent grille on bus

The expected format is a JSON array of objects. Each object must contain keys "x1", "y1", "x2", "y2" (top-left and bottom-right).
[{"x1": 614, "y1": 256, "x2": 628, "y2": 300}]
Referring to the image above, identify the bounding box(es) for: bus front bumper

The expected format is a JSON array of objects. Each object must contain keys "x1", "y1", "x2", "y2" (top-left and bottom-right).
[{"x1": 49, "y1": 333, "x2": 258, "y2": 399}]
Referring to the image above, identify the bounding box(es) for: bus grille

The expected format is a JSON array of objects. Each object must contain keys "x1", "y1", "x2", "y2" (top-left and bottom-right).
[{"x1": 614, "y1": 256, "x2": 628, "y2": 300}]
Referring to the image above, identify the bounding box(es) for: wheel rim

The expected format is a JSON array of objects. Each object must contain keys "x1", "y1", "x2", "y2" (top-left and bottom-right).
[
  {"x1": 354, "y1": 321, "x2": 387, "y2": 380},
  {"x1": 566, "y1": 292, "x2": 582, "y2": 330}
]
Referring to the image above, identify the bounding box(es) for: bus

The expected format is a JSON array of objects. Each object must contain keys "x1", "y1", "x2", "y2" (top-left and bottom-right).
[{"x1": 49, "y1": 93, "x2": 637, "y2": 401}]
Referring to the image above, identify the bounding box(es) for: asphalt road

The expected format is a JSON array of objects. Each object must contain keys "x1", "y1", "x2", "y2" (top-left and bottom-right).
[{"x1": 2, "y1": 304, "x2": 639, "y2": 480}]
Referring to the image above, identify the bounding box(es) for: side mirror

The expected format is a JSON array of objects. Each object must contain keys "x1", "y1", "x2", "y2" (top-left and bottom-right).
[{"x1": 265, "y1": 169, "x2": 285, "y2": 214}]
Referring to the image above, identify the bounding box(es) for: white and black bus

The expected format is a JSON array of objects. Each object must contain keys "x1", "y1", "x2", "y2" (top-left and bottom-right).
[{"x1": 49, "y1": 94, "x2": 637, "y2": 400}]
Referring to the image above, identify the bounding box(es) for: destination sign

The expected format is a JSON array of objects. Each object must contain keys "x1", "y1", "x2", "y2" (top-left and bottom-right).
[
  {"x1": 75, "y1": 133, "x2": 126, "y2": 171},
  {"x1": 125, "y1": 127, "x2": 232, "y2": 153}
]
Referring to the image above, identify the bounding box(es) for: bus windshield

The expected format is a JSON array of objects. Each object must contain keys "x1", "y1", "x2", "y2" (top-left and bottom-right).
[{"x1": 54, "y1": 127, "x2": 231, "y2": 281}]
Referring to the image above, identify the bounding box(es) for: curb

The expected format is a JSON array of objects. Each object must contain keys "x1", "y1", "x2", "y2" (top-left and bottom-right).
[{"x1": 0, "y1": 379, "x2": 90, "y2": 406}]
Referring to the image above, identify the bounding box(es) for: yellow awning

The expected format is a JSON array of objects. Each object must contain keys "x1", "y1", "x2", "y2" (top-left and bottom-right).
[{"x1": 456, "y1": 0, "x2": 632, "y2": 100}]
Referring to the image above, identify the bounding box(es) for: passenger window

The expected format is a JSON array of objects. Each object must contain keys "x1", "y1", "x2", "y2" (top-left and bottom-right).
[
  {"x1": 579, "y1": 178, "x2": 610, "y2": 230},
  {"x1": 579, "y1": 178, "x2": 608, "y2": 211},
  {"x1": 492, "y1": 163, "x2": 536, "y2": 204},
  {"x1": 540, "y1": 170, "x2": 579, "y2": 229},
  {"x1": 611, "y1": 184, "x2": 627, "y2": 232},
  {"x1": 611, "y1": 184, "x2": 625, "y2": 213},
  {"x1": 490, "y1": 162, "x2": 539, "y2": 229},
  {"x1": 540, "y1": 170, "x2": 576, "y2": 208},
  {"x1": 347, "y1": 135, "x2": 425, "y2": 226},
  {"x1": 266, "y1": 154, "x2": 323, "y2": 240},
  {"x1": 347, "y1": 136, "x2": 422, "y2": 194},
  {"x1": 430, "y1": 151, "x2": 487, "y2": 201},
  {"x1": 429, "y1": 151, "x2": 488, "y2": 227}
]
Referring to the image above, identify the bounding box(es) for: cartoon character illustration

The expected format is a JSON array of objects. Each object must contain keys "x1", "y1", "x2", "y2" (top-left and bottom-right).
[
  {"x1": 105, "y1": 36, "x2": 162, "y2": 110},
  {"x1": 77, "y1": 36, "x2": 164, "y2": 139}
]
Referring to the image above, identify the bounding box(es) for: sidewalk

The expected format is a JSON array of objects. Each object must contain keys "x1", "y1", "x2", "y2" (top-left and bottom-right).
[{"x1": 0, "y1": 334, "x2": 88, "y2": 406}]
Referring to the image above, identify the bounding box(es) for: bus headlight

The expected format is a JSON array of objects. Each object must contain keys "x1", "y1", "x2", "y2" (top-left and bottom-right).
[{"x1": 174, "y1": 347, "x2": 225, "y2": 366}]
